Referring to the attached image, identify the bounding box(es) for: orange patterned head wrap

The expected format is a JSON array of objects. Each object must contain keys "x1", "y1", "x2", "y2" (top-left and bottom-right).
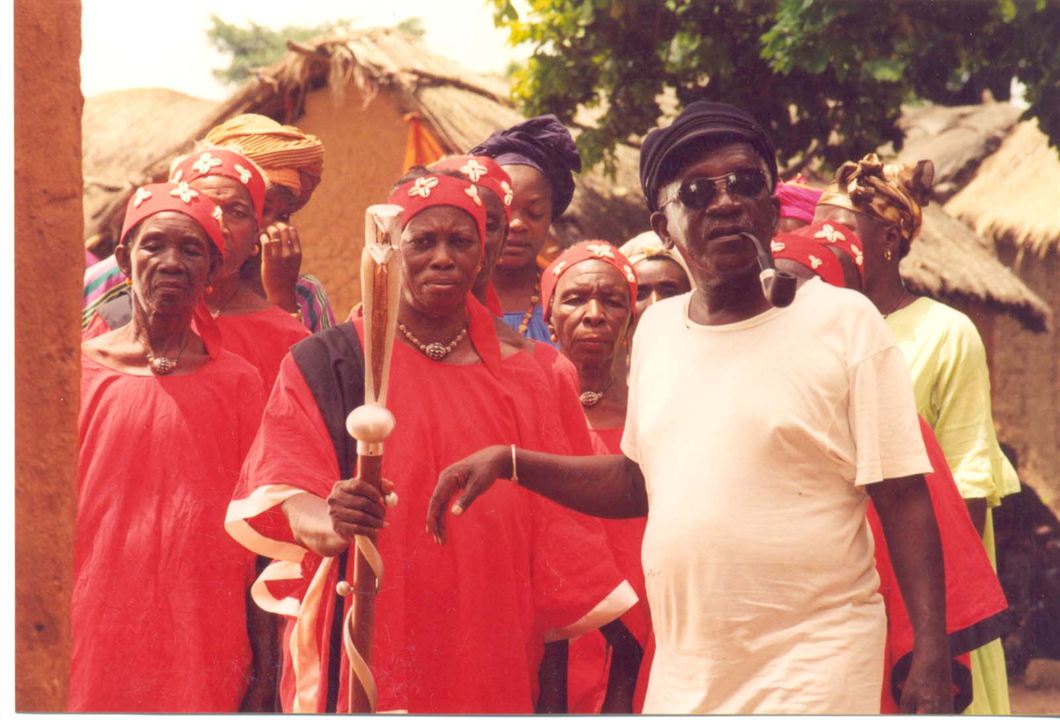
[
  {"x1": 204, "y1": 114, "x2": 324, "y2": 212},
  {"x1": 817, "y1": 153, "x2": 934, "y2": 254}
]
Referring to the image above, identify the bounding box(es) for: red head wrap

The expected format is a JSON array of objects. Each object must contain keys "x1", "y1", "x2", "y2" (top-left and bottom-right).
[
  {"x1": 118, "y1": 182, "x2": 226, "y2": 359},
  {"x1": 428, "y1": 155, "x2": 514, "y2": 222},
  {"x1": 119, "y1": 182, "x2": 226, "y2": 257},
  {"x1": 388, "y1": 174, "x2": 489, "y2": 252},
  {"x1": 774, "y1": 175, "x2": 823, "y2": 223},
  {"x1": 794, "y1": 221, "x2": 865, "y2": 285},
  {"x1": 769, "y1": 232, "x2": 845, "y2": 287},
  {"x1": 169, "y1": 149, "x2": 267, "y2": 227},
  {"x1": 541, "y1": 240, "x2": 638, "y2": 324}
]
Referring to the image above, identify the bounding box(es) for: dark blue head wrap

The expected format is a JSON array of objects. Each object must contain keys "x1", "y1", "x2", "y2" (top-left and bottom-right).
[
  {"x1": 470, "y1": 114, "x2": 582, "y2": 220},
  {"x1": 639, "y1": 101, "x2": 778, "y2": 213}
]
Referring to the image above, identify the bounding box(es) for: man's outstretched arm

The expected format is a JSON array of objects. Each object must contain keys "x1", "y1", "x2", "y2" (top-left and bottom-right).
[{"x1": 427, "y1": 446, "x2": 647, "y2": 543}]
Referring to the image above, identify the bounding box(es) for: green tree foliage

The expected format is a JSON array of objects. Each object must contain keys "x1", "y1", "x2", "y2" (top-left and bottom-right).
[
  {"x1": 207, "y1": 15, "x2": 426, "y2": 85},
  {"x1": 489, "y1": 0, "x2": 1059, "y2": 173}
]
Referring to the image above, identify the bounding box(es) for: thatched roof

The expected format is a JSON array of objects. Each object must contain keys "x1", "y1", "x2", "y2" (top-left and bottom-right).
[
  {"x1": 895, "y1": 102, "x2": 1022, "y2": 202},
  {"x1": 80, "y1": 29, "x2": 1047, "y2": 330},
  {"x1": 82, "y1": 27, "x2": 649, "y2": 257},
  {"x1": 945, "y1": 119, "x2": 1060, "y2": 257},
  {"x1": 82, "y1": 88, "x2": 219, "y2": 255},
  {"x1": 903, "y1": 205, "x2": 1050, "y2": 332}
]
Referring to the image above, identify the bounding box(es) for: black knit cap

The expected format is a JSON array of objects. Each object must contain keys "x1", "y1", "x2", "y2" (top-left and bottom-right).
[
  {"x1": 470, "y1": 114, "x2": 582, "y2": 221},
  {"x1": 639, "y1": 101, "x2": 778, "y2": 213}
]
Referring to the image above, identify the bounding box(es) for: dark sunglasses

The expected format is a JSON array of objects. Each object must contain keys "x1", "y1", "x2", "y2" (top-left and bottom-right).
[{"x1": 662, "y1": 168, "x2": 770, "y2": 210}]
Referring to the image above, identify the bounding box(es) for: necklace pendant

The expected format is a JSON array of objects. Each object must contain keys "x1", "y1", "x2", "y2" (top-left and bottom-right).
[
  {"x1": 424, "y1": 342, "x2": 447, "y2": 361},
  {"x1": 579, "y1": 390, "x2": 604, "y2": 408},
  {"x1": 149, "y1": 356, "x2": 177, "y2": 375}
]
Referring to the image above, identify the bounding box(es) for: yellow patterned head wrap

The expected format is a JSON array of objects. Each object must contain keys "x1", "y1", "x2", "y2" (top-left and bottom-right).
[
  {"x1": 817, "y1": 153, "x2": 934, "y2": 254},
  {"x1": 204, "y1": 114, "x2": 324, "y2": 212}
]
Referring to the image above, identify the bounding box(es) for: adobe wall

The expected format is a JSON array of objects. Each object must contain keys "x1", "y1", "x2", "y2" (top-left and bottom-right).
[
  {"x1": 291, "y1": 89, "x2": 409, "y2": 316},
  {"x1": 14, "y1": 0, "x2": 83, "y2": 710},
  {"x1": 989, "y1": 247, "x2": 1060, "y2": 516}
]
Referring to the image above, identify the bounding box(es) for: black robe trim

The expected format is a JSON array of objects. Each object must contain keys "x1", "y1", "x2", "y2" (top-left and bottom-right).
[{"x1": 290, "y1": 321, "x2": 366, "y2": 713}]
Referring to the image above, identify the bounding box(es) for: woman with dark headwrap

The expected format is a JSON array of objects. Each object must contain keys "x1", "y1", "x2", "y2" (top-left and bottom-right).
[
  {"x1": 814, "y1": 153, "x2": 1018, "y2": 715},
  {"x1": 470, "y1": 115, "x2": 582, "y2": 345},
  {"x1": 72, "y1": 183, "x2": 268, "y2": 711},
  {"x1": 225, "y1": 173, "x2": 635, "y2": 713}
]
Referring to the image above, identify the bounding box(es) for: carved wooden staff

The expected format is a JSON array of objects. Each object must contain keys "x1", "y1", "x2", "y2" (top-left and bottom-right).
[{"x1": 335, "y1": 203, "x2": 403, "y2": 713}]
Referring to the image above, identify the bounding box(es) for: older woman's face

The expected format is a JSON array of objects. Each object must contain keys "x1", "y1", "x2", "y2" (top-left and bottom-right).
[
  {"x1": 633, "y1": 257, "x2": 691, "y2": 318},
  {"x1": 191, "y1": 175, "x2": 258, "y2": 277},
  {"x1": 498, "y1": 164, "x2": 552, "y2": 271},
  {"x1": 401, "y1": 206, "x2": 482, "y2": 317},
  {"x1": 474, "y1": 187, "x2": 508, "y2": 292},
  {"x1": 119, "y1": 211, "x2": 215, "y2": 315},
  {"x1": 550, "y1": 259, "x2": 632, "y2": 369}
]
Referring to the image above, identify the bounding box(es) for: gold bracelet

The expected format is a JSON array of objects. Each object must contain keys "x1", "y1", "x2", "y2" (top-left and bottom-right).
[{"x1": 510, "y1": 444, "x2": 519, "y2": 485}]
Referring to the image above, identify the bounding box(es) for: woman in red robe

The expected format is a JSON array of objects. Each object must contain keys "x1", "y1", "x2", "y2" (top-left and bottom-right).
[
  {"x1": 541, "y1": 241, "x2": 653, "y2": 713},
  {"x1": 225, "y1": 173, "x2": 636, "y2": 713},
  {"x1": 84, "y1": 148, "x2": 309, "y2": 390},
  {"x1": 71, "y1": 183, "x2": 268, "y2": 711}
]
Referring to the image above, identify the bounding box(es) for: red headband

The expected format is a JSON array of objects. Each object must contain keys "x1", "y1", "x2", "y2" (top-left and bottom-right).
[
  {"x1": 542, "y1": 240, "x2": 638, "y2": 324},
  {"x1": 170, "y1": 149, "x2": 267, "y2": 227},
  {"x1": 428, "y1": 155, "x2": 514, "y2": 221},
  {"x1": 119, "y1": 182, "x2": 226, "y2": 257},
  {"x1": 795, "y1": 221, "x2": 865, "y2": 284},
  {"x1": 770, "y1": 232, "x2": 845, "y2": 287},
  {"x1": 388, "y1": 174, "x2": 489, "y2": 252}
]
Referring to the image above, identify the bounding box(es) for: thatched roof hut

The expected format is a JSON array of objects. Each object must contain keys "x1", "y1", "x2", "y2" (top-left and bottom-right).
[
  {"x1": 902, "y1": 204, "x2": 1050, "y2": 332},
  {"x1": 945, "y1": 119, "x2": 1060, "y2": 258},
  {"x1": 81, "y1": 28, "x2": 648, "y2": 313},
  {"x1": 80, "y1": 28, "x2": 1047, "y2": 329},
  {"x1": 895, "y1": 102, "x2": 1023, "y2": 202},
  {"x1": 83, "y1": 88, "x2": 218, "y2": 255}
]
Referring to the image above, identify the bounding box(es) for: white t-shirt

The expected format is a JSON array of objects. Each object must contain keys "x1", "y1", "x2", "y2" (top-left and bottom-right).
[{"x1": 622, "y1": 278, "x2": 931, "y2": 714}]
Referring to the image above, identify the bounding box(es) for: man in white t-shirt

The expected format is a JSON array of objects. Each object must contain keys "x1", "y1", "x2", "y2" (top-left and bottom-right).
[{"x1": 427, "y1": 102, "x2": 953, "y2": 714}]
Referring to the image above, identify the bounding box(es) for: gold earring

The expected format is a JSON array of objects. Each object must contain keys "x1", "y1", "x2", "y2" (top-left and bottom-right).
[{"x1": 884, "y1": 248, "x2": 893, "y2": 261}]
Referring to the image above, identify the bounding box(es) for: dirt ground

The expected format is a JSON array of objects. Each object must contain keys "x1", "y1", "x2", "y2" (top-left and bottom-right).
[{"x1": 1010, "y1": 659, "x2": 1060, "y2": 715}]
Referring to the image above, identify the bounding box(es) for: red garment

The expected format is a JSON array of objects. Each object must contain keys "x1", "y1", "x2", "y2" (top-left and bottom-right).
[
  {"x1": 82, "y1": 311, "x2": 111, "y2": 340},
  {"x1": 568, "y1": 426, "x2": 653, "y2": 714},
  {"x1": 869, "y1": 417, "x2": 1009, "y2": 712},
  {"x1": 227, "y1": 305, "x2": 634, "y2": 713},
  {"x1": 215, "y1": 306, "x2": 309, "y2": 390},
  {"x1": 70, "y1": 350, "x2": 265, "y2": 712}
]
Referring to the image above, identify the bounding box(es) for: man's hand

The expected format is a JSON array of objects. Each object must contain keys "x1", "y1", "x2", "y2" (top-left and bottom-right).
[
  {"x1": 327, "y1": 477, "x2": 395, "y2": 542},
  {"x1": 899, "y1": 643, "x2": 954, "y2": 714},
  {"x1": 427, "y1": 445, "x2": 510, "y2": 544},
  {"x1": 260, "y1": 222, "x2": 303, "y2": 312}
]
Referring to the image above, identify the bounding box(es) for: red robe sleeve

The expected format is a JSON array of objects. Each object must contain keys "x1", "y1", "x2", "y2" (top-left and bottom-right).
[
  {"x1": 225, "y1": 352, "x2": 339, "y2": 615},
  {"x1": 870, "y1": 416, "x2": 1010, "y2": 713}
]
